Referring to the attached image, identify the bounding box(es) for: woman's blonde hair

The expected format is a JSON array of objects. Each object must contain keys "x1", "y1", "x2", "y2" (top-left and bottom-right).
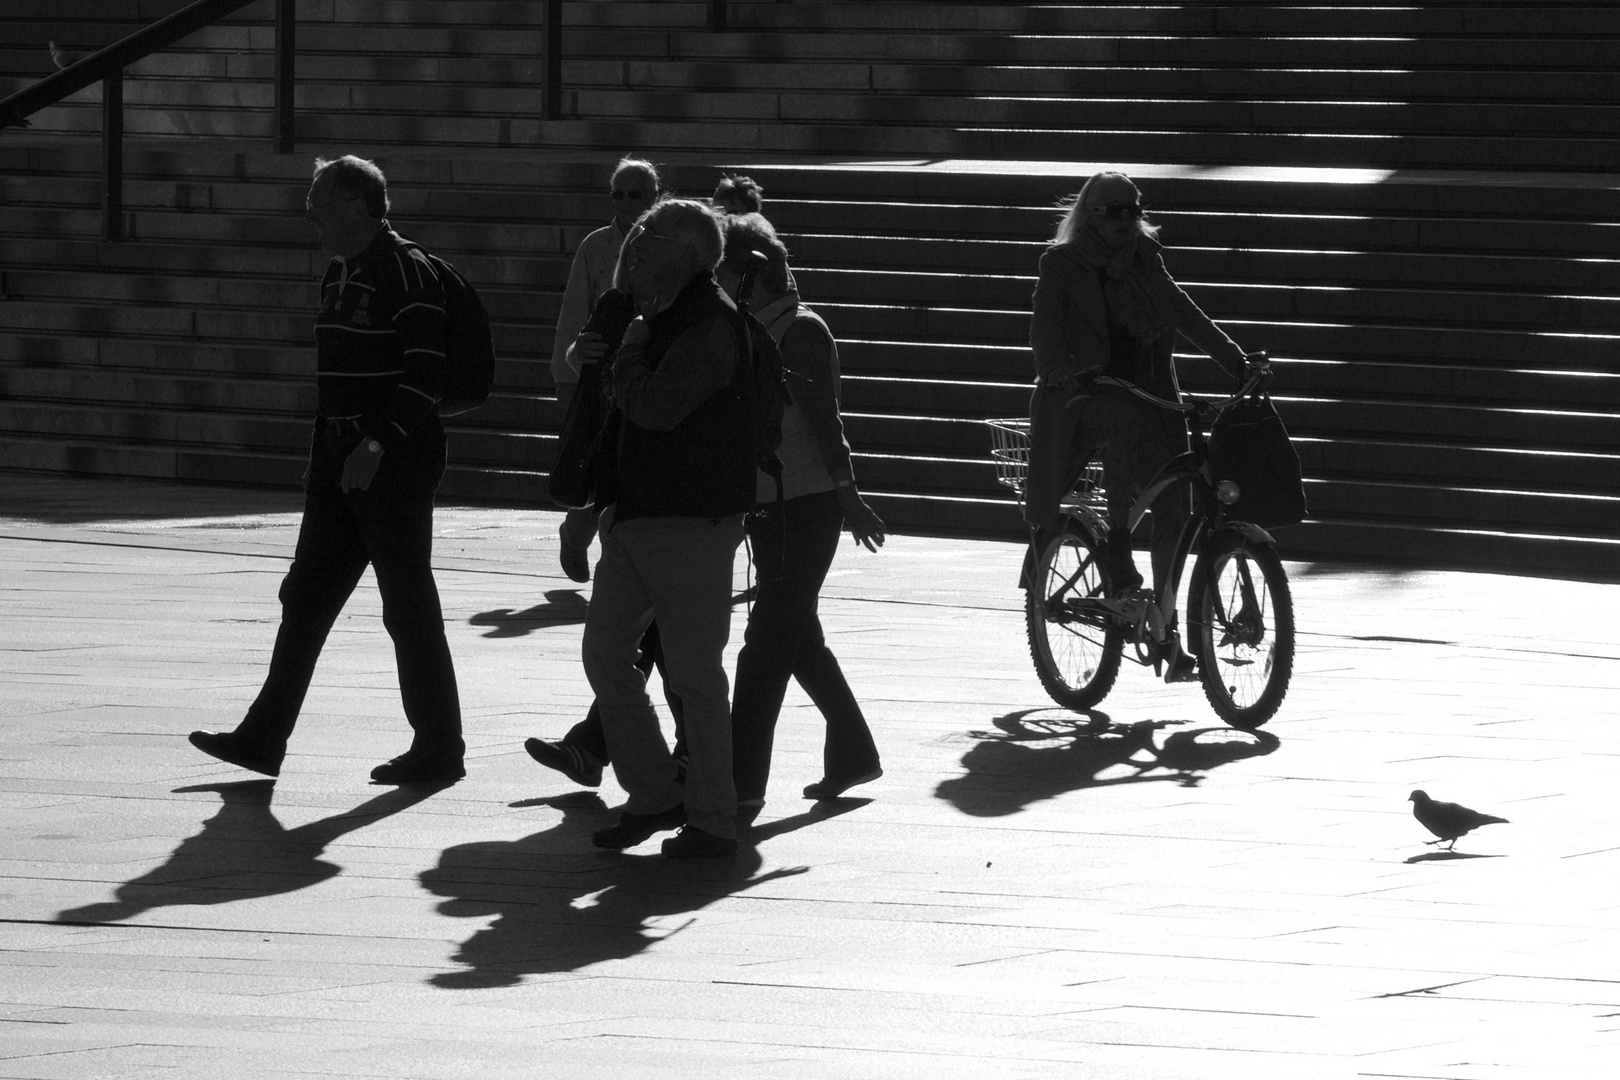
[{"x1": 1051, "y1": 171, "x2": 1160, "y2": 247}]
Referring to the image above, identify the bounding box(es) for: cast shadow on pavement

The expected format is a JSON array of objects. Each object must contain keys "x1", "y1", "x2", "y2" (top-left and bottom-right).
[
  {"x1": 55, "y1": 779, "x2": 450, "y2": 925},
  {"x1": 468, "y1": 589, "x2": 588, "y2": 637},
  {"x1": 1404, "y1": 850, "x2": 1505, "y2": 864},
  {"x1": 468, "y1": 585, "x2": 756, "y2": 639},
  {"x1": 935, "y1": 708, "x2": 1280, "y2": 817},
  {"x1": 420, "y1": 791, "x2": 823, "y2": 990}
]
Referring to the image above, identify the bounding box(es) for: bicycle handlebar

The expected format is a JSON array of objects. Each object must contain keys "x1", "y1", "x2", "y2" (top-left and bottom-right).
[{"x1": 1072, "y1": 352, "x2": 1271, "y2": 417}]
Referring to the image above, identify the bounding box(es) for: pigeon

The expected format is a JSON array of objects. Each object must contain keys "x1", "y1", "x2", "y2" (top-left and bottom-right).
[
  {"x1": 49, "y1": 42, "x2": 88, "y2": 70},
  {"x1": 1409, "y1": 789, "x2": 1508, "y2": 850}
]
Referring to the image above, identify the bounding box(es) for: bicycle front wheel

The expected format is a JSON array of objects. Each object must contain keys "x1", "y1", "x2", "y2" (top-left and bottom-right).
[
  {"x1": 1187, "y1": 533, "x2": 1294, "y2": 729},
  {"x1": 1026, "y1": 526, "x2": 1124, "y2": 711}
]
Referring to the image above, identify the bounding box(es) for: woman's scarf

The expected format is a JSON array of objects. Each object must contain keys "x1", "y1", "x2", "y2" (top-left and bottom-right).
[{"x1": 1070, "y1": 228, "x2": 1181, "y2": 344}]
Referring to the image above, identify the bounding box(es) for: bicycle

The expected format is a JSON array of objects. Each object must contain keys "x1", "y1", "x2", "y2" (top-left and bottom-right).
[{"x1": 987, "y1": 361, "x2": 1296, "y2": 730}]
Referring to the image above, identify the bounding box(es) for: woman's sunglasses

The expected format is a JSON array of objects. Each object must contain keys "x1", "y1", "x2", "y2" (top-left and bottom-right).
[
  {"x1": 611, "y1": 189, "x2": 648, "y2": 201},
  {"x1": 1089, "y1": 204, "x2": 1144, "y2": 221}
]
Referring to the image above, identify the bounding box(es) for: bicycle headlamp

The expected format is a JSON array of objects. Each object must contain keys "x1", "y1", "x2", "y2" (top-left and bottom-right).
[{"x1": 1216, "y1": 480, "x2": 1242, "y2": 505}]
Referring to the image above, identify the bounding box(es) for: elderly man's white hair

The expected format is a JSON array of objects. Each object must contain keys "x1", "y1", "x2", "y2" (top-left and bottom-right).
[{"x1": 637, "y1": 198, "x2": 724, "y2": 273}]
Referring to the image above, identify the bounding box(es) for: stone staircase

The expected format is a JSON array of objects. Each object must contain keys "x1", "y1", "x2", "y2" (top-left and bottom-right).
[{"x1": 2, "y1": 0, "x2": 1618, "y2": 576}]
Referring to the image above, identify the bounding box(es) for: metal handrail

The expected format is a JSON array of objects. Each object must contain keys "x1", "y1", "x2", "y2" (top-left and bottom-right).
[
  {"x1": 0, "y1": 0, "x2": 734, "y2": 238},
  {"x1": 0, "y1": 0, "x2": 294, "y2": 241}
]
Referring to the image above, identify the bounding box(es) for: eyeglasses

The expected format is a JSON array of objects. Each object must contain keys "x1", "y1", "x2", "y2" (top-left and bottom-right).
[
  {"x1": 305, "y1": 193, "x2": 360, "y2": 214},
  {"x1": 611, "y1": 189, "x2": 648, "y2": 201},
  {"x1": 1089, "y1": 203, "x2": 1144, "y2": 221},
  {"x1": 625, "y1": 225, "x2": 688, "y2": 259}
]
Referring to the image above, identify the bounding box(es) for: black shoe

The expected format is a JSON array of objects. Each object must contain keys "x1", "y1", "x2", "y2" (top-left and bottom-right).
[
  {"x1": 803, "y1": 767, "x2": 882, "y2": 799},
  {"x1": 524, "y1": 738, "x2": 603, "y2": 787},
  {"x1": 370, "y1": 751, "x2": 465, "y2": 785},
  {"x1": 592, "y1": 804, "x2": 686, "y2": 849},
  {"x1": 1105, "y1": 529, "x2": 1144, "y2": 595},
  {"x1": 1165, "y1": 647, "x2": 1199, "y2": 683},
  {"x1": 188, "y1": 730, "x2": 283, "y2": 777},
  {"x1": 661, "y1": 825, "x2": 738, "y2": 859}
]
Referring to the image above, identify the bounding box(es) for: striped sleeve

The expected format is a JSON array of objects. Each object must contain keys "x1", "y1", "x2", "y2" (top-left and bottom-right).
[{"x1": 369, "y1": 246, "x2": 448, "y2": 449}]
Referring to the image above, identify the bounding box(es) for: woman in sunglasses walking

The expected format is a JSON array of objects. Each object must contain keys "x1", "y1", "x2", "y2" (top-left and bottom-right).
[{"x1": 1025, "y1": 171, "x2": 1254, "y2": 609}]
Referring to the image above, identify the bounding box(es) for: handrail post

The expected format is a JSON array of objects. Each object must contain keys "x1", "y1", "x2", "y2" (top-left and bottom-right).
[
  {"x1": 708, "y1": 1, "x2": 727, "y2": 32},
  {"x1": 102, "y1": 70, "x2": 124, "y2": 242},
  {"x1": 274, "y1": 0, "x2": 295, "y2": 152},
  {"x1": 541, "y1": 0, "x2": 562, "y2": 120}
]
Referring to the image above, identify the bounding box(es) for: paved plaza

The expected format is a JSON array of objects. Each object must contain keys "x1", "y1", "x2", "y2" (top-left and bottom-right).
[{"x1": 1, "y1": 474, "x2": 1616, "y2": 1079}]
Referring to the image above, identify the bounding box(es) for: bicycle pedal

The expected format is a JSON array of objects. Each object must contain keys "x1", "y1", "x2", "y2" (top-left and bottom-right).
[{"x1": 1165, "y1": 661, "x2": 1200, "y2": 684}]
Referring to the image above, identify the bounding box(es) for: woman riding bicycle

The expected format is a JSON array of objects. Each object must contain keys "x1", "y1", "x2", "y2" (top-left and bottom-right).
[{"x1": 1026, "y1": 171, "x2": 1259, "y2": 606}]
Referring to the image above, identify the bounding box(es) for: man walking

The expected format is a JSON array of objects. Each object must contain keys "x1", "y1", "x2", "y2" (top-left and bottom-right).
[
  {"x1": 583, "y1": 198, "x2": 756, "y2": 858},
  {"x1": 189, "y1": 155, "x2": 464, "y2": 784},
  {"x1": 550, "y1": 156, "x2": 662, "y2": 582}
]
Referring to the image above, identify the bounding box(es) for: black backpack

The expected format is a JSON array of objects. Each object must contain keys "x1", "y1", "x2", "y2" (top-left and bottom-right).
[{"x1": 401, "y1": 240, "x2": 496, "y2": 416}]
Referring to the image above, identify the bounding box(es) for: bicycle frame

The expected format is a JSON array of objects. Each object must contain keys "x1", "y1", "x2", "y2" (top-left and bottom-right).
[{"x1": 1058, "y1": 367, "x2": 1276, "y2": 672}]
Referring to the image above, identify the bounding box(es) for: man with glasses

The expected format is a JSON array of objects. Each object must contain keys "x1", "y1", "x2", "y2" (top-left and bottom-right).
[
  {"x1": 580, "y1": 198, "x2": 758, "y2": 858},
  {"x1": 188, "y1": 154, "x2": 464, "y2": 784},
  {"x1": 549, "y1": 156, "x2": 662, "y2": 583}
]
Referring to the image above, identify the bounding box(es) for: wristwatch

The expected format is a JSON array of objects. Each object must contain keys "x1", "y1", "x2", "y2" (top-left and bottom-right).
[{"x1": 365, "y1": 439, "x2": 383, "y2": 454}]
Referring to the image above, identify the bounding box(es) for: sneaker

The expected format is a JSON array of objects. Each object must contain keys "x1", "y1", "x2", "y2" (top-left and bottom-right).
[
  {"x1": 370, "y1": 751, "x2": 465, "y2": 785},
  {"x1": 558, "y1": 521, "x2": 591, "y2": 583},
  {"x1": 1165, "y1": 645, "x2": 1199, "y2": 683},
  {"x1": 188, "y1": 730, "x2": 284, "y2": 777},
  {"x1": 661, "y1": 826, "x2": 738, "y2": 859},
  {"x1": 803, "y1": 767, "x2": 883, "y2": 799},
  {"x1": 524, "y1": 738, "x2": 603, "y2": 787},
  {"x1": 592, "y1": 804, "x2": 686, "y2": 849}
]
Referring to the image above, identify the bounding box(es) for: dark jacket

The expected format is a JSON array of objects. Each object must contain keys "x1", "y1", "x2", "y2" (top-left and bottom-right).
[{"x1": 608, "y1": 275, "x2": 757, "y2": 522}]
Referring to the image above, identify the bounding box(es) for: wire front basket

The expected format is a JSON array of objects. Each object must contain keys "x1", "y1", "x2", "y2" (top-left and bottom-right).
[{"x1": 985, "y1": 418, "x2": 1106, "y2": 513}]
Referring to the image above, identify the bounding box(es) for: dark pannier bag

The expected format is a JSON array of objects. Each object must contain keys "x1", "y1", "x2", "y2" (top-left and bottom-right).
[{"x1": 1206, "y1": 390, "x2": 1307, "y2": 529}]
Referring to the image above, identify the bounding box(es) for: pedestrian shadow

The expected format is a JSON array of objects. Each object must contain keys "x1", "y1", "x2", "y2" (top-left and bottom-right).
[
  {"x1": 935, "y1": 708, "x2": 1280, "y2": 817},
  {"x1": 420, "y1": 792, "x2": 809, "y2": 989},
  {"x1": 467, "y1": 589, "x2": 588, "y2": 638},
  {"x1": 56, "y1": 779, "x2": 449, "y2": 924}
]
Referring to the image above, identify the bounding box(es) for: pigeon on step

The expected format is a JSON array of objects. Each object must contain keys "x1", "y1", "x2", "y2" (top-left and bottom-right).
[{"x1": 1409, "y1": 789, "x2": 1508, "y2": 850}]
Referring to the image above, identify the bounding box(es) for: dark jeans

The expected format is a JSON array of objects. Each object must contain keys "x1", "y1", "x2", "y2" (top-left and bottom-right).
[
  {"x1": 732, "y1": 490, "x2": 880, "y2": 802},
  {"x1": 562, "y1": 622, "x2": 685, "y2": 765},
  {"x1": 236, "y1": 421, "x2": 461, "y2": 758}
]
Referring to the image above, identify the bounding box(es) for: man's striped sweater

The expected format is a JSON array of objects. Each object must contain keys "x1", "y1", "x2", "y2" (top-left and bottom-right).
[{"x1": 314, "y1": 225, "x2": 447, "y2": 450}]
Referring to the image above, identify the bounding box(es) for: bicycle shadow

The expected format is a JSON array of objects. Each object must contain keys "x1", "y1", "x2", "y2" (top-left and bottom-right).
[
  {"x1": 468, "y1": 589, "x2": 589, "y2": 638},
  {"x1": 419, "y1": 792, "x2": 811, "y2": 989},
  {"x1": 935, "y1": 708, "x2": 1280, "y2": 817},
  {"x1": 56, "y1": 779, "x2": 450, "y2": 924}
]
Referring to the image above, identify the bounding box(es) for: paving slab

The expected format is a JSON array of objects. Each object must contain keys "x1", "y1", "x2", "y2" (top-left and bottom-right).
[{"x1": 1, "y1": 473, "x2": 1617, "y2": 1080}]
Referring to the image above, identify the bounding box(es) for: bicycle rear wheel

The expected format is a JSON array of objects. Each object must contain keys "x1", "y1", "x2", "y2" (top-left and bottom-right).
[
  {"x1": 1026, "y1": 526, "x2": 1124, "y2": 711},
  {"x1": 1187, "y1": 533, "x2": 1294, "y2": 729}
]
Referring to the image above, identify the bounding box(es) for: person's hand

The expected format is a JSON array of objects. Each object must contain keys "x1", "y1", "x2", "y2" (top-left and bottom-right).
[
  {"x1": 1243, "y1": 350, "x2": 1270, "y2": 375},
  {"x1": 622, "y1": 316, "x2": 652, "y2": 347},
  {"x1": 837, "y1": 485, "x2": 886, "y2": 552},
  {"x1": 1048, "y1": 367, "x2": 1088, "y2": 392},
  {"x1": 340, "y1": 439, "x2": 384, "y2": 492},
  {"x1": 573, "y1": 331, "x2": 607, "y2": 366}
]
